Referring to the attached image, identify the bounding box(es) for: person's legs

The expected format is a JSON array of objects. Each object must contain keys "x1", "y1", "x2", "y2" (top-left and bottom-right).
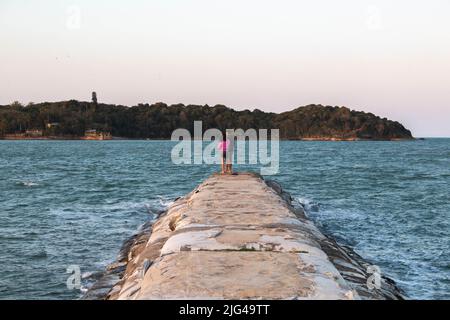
[
  {"x1": 221, "y1": 151, "x2": 226, "y2": 173},
  {"x1": 226, "y1": 152, "x2": 232, "y2": 173},
  {"x1": 225, "y1": 147, "x2": 233, "y2": 174}
]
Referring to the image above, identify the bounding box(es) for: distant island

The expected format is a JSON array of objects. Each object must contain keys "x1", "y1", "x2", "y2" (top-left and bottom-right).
[{"x1": 0, "y1": 100, "x2": 413, "y2": 140}]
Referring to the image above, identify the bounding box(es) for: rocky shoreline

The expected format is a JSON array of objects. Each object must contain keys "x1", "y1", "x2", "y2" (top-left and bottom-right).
[
  {"x1": 83, "y1": 173, "x2": 405, "y2": 300},
  {"x1": 81, "y1": 219, "x2": 157, "y2": 300}
]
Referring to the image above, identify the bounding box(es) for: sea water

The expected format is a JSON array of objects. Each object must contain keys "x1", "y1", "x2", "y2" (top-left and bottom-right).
[{"x1": 0, "y1": 139, "x2": 448, "y2": 299}]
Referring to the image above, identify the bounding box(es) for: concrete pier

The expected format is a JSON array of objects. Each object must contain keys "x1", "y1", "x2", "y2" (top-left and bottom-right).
[{"x1": 84, "y1": 172, "x2": 404, "y2": 300}]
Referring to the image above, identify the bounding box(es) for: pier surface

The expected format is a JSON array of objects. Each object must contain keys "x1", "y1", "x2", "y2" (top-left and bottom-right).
[{"x1": 85, "y1": 172, "x2": 404, "y2": 300}]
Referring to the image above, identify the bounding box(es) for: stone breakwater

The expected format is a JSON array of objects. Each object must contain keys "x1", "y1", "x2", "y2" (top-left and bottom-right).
[{"x1": 83, "y1": 173, "x2": 404, "y2": 300}]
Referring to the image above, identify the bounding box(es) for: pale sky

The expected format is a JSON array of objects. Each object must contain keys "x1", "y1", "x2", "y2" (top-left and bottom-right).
[{"x1": 1, "y1": 0, "x2": 449, "y2": 137}]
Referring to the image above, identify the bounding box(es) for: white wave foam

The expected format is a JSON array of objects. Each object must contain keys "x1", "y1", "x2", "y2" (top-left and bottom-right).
[
  {"x1": 18, "y1": 181, "x2": 39, "y2": 187},
  {"x1": 79, "y1": 286, "x2": 88, "y2": 294},
  {"x1": 157, "y1": 195, "x2": 174, "y2": 208},
  {"x1": 81, "y1": 271, "x2": 94, "y2": 279},
  {"x1": 295, "y1": 196, "x2": 320, "y2": 213}
]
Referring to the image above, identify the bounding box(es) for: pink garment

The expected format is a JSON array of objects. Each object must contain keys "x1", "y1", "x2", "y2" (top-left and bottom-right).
[{"x1": 218, "y1": 140, "x2": 230, "y2": 151}]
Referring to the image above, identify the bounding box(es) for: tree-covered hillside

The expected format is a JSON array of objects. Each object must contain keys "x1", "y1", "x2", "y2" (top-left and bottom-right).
[{"x1": 0, "y1": 101, "x2": 413, "y2": 140}]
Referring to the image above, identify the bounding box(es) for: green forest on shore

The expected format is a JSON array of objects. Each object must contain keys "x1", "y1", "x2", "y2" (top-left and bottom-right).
[{"x1": 0, "y1": 100, "x2": 413, "y2": 140}]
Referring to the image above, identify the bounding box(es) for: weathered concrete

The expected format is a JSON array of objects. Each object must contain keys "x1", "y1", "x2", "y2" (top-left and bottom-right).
[{"x1": 84, "y1": 172, "x2": 404, "y2": 300}]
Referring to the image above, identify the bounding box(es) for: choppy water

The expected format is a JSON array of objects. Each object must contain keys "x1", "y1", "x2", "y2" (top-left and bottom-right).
[{"x1": 0, "y1": 139, "x2": 449, "y2": 299}]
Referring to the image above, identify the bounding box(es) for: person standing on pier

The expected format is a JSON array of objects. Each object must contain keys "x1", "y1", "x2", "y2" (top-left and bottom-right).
[{"x1": 218, "y1": 131, "x2": 233, "y2": 174}]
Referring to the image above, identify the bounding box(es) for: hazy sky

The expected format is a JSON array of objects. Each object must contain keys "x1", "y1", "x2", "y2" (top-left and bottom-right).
[{"x1": 1, "y1": 0, "x2": 449, "y2": 136}]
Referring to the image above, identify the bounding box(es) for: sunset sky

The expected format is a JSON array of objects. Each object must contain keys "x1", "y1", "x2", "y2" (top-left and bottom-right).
[{"x1": 1, "y1": 0, "x2": 449, "y2": 136}]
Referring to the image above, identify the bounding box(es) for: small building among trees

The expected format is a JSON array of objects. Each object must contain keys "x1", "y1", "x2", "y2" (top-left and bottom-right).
[
  {"x1": 25, "y1": 129, "x2": 43, "y2": 137},
  {"x1": 83, "y1": 129, "x2": 112, "y2": 140}
]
